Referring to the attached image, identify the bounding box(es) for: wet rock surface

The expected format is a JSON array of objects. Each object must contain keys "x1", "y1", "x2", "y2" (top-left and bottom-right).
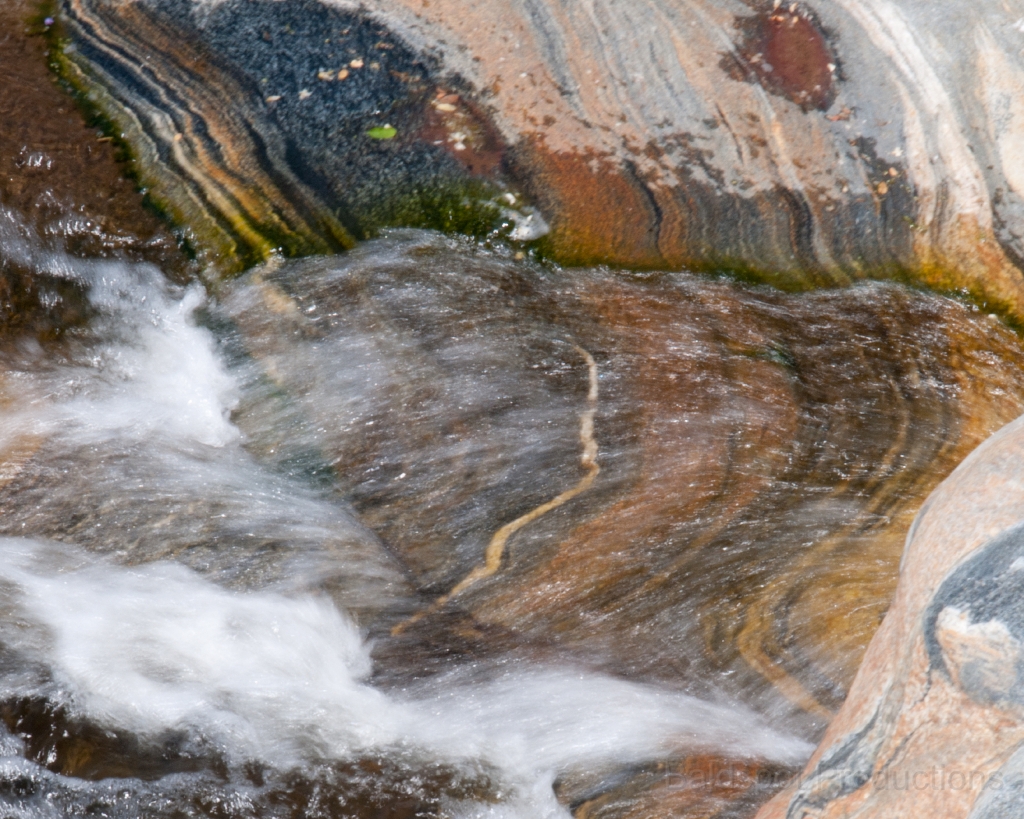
[
  {"x1": 0, "y1": 0, "x2": 189, "y2": 347},
  {"x1": 0, "y1": 688, "x2": 498, "y2": 819},
  {"x1": 4, "y1": 222, "x2": 1024, "y2": 816},
  {"x1": 212, "y1": 228, "x2": 1024, "y2": 815},
  {"x1": 0, "y1": 0, "x2": 185, "y2": 269},
  {"x1": 219, "y1": 231, "x2": 1024, "y2": 729}
]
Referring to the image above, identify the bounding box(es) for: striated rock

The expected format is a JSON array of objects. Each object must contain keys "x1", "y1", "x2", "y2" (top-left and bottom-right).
[
  {"x1": 220, "y1": 231, "x2": 1024, "y2": 731},
  {"x1": 57, "y1": 0, "x2": 358, "y2": 271},
  {"x1": 54, "y1": 0, "x2": 1024, "y2": 314},
  {"x1": 0, "y1": 0, "x2": 185, "y2": 271},
  {"x1": 754, "y1": 415, "x2": 1024, "y2": 818}
]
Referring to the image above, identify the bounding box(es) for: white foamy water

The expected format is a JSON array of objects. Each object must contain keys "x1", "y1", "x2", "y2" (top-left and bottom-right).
[
  {"x1": 0, "y1": 216, "x2": 811, "y2": 816},
  {"x1": 0, "y1": 203, "x2": 236, "y2": 452},
  {"x1": 0, "y1": 260, "x2": 236, "y2": 450},
  {"x1": 0, "y1": 217, "x2": 413, "y2": 622},
  {"x1": 0, "y1": 538, "x2": 810, "y2": 819},
  {"x1": 61, "y1": 280, "x2": 240, "y2": 448}
]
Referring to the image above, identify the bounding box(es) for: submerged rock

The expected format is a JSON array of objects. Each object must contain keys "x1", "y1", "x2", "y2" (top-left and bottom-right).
[
  {"x1": 0, "y1": 251, "x2": 417, "y2": 631},
  {"x1": 6, "y1": 222, "x2": 1024, "y2": 814},
  {"x1": 220, "y1": 231, "x2": 1024, "y2": 732},
  {"x1": 753, "y1": 413, "x2": 1024, "y2": 817},
  {"x1": 55, "y1": 0, "x2": 1024, "y2": 315}
]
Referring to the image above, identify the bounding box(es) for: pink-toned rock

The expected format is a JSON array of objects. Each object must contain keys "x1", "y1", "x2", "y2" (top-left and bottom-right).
[
  {"x1": 757, "y1": 414, "x2": 1024, "y2": 819},
  {"x1": 56, "y1": 0, "x2": 1024, "y2": 315}
]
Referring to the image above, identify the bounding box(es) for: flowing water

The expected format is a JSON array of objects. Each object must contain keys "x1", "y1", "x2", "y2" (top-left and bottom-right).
[
  {"x1": 0, "y1": 210, "x2": 815, "y2": 818},
  {"x1": 6, "y1": 206, "x2": 1024, "y2": 816},
  {"x1": 7, "y1": 7, "x2": 1024, "y2": 813}
]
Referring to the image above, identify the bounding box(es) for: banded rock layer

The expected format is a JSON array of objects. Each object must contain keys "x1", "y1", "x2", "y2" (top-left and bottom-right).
[{"x1": 55, "y1": 0, "x2": 1024, "y2": 316}]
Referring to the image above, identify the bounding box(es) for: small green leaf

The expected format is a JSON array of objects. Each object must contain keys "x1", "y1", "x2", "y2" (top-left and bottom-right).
[{"x1": 366, "y1": 125, "x2": 397, "y2": 140}]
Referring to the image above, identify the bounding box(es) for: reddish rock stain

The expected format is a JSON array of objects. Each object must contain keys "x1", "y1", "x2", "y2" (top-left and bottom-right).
[
  {"x1": 733, "y1": 6, "x2": 837, "y2": 111},
  {"x1": 506, "y1": 140, "x2": 665, "y2": 267},
  {"x1": 412, "y1": 90, "x2": 506, "y2": 178}
]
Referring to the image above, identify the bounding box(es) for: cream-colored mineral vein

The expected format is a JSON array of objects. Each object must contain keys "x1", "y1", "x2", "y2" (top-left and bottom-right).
[{"x1": 393, "y1": 343, "x2": 600, "y2": 635}]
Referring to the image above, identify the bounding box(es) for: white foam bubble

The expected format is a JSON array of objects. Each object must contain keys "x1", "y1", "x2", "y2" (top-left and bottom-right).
[{"x1": 57, "y1": 278, "x2": 239, "y2": 449}]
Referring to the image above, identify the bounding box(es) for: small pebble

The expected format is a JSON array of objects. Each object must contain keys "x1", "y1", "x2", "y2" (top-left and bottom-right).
[
  {"x1": 350, "y1": 58, "x2": 364, "y2": 68},
  {"x1": 435, "y1": 102, "x2": 457, "y2": 113},
  {"x1": 317, "y1": 70, "x2": 334, "y2": 81},
  {"x1": 266, "y1": 95, "x2": 282, "y2": 103},
  {"x1": 877, "y1": 181, "x2": 888, "y2": 195},
  {"x1": 298, "y1": 89, "x2": 312, "y2": 100},
  {"x1": 337, "y1": 69, "x2": 349, "y2": 80}
]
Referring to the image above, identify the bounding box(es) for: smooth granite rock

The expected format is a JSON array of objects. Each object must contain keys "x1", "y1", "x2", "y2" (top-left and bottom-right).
[
  {"x1": 53, "y1": 0, "x2": 1024, "y2": 316},
  {"x1": 756, "y1": 413, "x2": 1024, "y2": 818}
]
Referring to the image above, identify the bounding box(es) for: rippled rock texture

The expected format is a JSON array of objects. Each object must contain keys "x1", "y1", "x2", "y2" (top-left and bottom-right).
[
  {"x1": 755, "y1": 414, "x2": 1024, "y2": 819},
  {"x1": 221, "y1": 231, "x2": 1024, "y2": 727},
  {"x1": 55, "y1": 0, "x2": 1024, "y2": 314}
]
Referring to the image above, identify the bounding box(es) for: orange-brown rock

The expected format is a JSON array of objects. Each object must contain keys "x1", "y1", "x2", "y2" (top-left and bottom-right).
[
  {"x1": 222, "y1": 232, "x2": 1024, "y2": 734},
  {"x1": 0, "y1": 0, "x2": 190, "y2": 352},
  {"x1": 0, "y1": 0, "x2": 184, "y2": 272},
  {"x1": 562, "y1": 754, "x2": 798, "y2": 819}
]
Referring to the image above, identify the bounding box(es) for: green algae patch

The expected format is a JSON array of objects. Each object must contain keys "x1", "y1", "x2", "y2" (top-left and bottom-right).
[
  {"x1": 358, "y1": 180, "x2": 513, "y2": 242},
  {"x1": 48, "y1": 22, "x2": 517, "y2": 275},
  {"x1": 366, "y1": 125, "x2": 397, "y2": 140}
]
